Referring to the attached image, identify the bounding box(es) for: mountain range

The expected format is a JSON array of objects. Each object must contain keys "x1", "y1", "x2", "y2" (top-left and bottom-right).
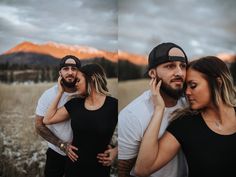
[
  {"x1": 1, "y1": 41, "x2": 236, "y2": 66},
  {"x1": 4, "y1": 41, "x2": 118, "y2": 63},
  {"x1": 3, "y1": 41, "x2": 149, "y2": 66}
]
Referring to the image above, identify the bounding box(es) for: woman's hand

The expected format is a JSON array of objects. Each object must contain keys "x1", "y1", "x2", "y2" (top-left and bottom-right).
[
  {"x1": 97, "y1": 145, "x2": 118, "y2": 166},
  {"x1": 57, "y1": 76, "x2": 64, "y2": 94},
  {"x1": 150, "y1": 78, "x2": 165, "y2": 109},
  {"x1": 43, "y1": 75, "x2": 70, "y2": 125},
  {"x1": 60, "y1": 143, "x2": 78, "y2": 162}
]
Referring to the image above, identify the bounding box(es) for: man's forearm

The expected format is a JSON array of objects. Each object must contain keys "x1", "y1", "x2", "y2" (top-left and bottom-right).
[
  {"x1": 35, "y1": 117, "x2": 62, "y2": 147},
  {"x1": 36, "y1": 124, "x2": 62, "y2": 146},
  {"x1": 118, "y1": 158, "x2": 136, "y2": 177}
]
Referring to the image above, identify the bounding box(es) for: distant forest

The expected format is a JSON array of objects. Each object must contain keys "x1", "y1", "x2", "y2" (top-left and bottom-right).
[
  {"x1": 0, "y1": 52, "x2": 235, "y2": 83},
  {"x1": 230, "y1": 61, "x2": 236, "y2": 85},
  {"x1": 118, "y1": 60, "x2": 146, "y2": 81},
  {"x1": 0, "y1": 52, "x2": 118, "y2": 83}
]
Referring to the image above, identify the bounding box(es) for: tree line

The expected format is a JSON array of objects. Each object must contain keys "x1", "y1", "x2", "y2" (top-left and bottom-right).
[
  {"x1": 0, "y1": 52, "x2": 235, "y2": 83},
  {"x1": 0, "y1": 52, "x2": 117, "y2": 83}
]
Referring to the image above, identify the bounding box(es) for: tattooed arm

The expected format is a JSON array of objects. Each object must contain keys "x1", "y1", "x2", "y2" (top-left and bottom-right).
[
  {"x1": 35, "y1": 115, "x2": 62, "y2": 147},
  {"x1": 35, "y1": 115, "x2": 79, "y2": 162},
  {"x1": 118, "y1": 158, "x2": 136, "y2": 177},
  {"x1": 118, "y1": 106, "x2": 143, "y2": 177}
]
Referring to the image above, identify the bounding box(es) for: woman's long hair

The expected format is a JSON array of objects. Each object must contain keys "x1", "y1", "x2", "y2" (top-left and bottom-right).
[
  {"x1": 172, "y1": 56, "x2": 236, "y2": 120},
  {"x1": 80, "y1": 63, "x2": 110, "y2": 96}
]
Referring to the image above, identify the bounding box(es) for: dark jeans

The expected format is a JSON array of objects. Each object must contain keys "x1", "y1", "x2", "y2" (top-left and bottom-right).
[{"x1": 44, "y1": 148, "x2": 67, "y2": 177}]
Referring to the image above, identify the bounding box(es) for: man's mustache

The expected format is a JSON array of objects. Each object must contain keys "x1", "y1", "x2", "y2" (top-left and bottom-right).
[
  {"x1": 170, "y1": 77, "x2": 184, "y2": 82},
  {"x1": 65, "y1": 75, "x2": 75, "y2": 78}
]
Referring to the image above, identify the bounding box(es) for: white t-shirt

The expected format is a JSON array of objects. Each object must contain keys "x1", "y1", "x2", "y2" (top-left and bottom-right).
[
  {"x1": 36, "y1": 85, "x2": 76, "y2": 156},
  {"x1": 118, "y1": 90, "x2": 188, "y2": 177}
]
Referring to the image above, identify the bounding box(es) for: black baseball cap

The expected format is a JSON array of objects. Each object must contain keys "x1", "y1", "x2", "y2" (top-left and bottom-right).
[
  {"x1": 59, "y1": 55, "x2": 81, "y2": 70},
  {"x1": 147, "y1": 42, "x2": 188, "y2": 71}
]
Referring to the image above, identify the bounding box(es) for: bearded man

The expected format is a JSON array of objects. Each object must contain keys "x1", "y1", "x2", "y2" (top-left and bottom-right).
[
  {"x1": 35, "y1": 55, "x2": 81, "y2": 177},
  {"x1": 118, "y1": 42, "x2": 188, "y2": 177}
]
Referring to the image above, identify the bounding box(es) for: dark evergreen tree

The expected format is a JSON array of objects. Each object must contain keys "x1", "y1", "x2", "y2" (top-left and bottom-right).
[
  {"x1": 230, "y1": 61, "x2": 236, "y2": 85},
  {"x1": 118, "y1": 60, "x2": 144, "y2": 81}
]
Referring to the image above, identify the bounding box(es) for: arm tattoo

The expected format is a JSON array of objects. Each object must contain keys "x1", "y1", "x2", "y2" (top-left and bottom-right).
[
  {"x1": 35, "y1": 115, "x2": 61, "y2": 147},
  {"x1": 110, "y1": 126, "x2": 118, "y2": 147},
  {"x1": 118, "y1": 158, "x2": 136, "y2": 177}
]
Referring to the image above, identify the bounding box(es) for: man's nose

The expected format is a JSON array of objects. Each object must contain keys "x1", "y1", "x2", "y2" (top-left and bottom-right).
[
  {"x1": 175, "y1": 66, "x2": 184, "y2": 76},
  {"x1": 68, "y1": 68, "x2": 73, "y2": 74}
]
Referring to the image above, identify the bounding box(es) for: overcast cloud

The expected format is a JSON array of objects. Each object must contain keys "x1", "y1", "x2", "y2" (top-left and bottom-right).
[
  {"x1": 0, "y1": 0, "x2": 235, "y2": 58},
  {"x1": 0, "y1": 0, "x2": 117, "y2": 53},
  {"x1": 119, "y1": 0, "x2": 236, "y2": 58}
]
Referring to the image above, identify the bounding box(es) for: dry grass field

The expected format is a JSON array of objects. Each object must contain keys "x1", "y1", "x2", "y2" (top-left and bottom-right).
[
  {"x1": 0, "y1": 79, "x2": 117, "y2": 177},
  {"x1": 118, "y1": 79, "x2": 149, "y2": 111}
]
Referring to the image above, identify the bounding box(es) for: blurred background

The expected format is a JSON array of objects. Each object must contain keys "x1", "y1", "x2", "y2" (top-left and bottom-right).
[
  {"x1": 118, "y1": 0, "x2": 236, "y2": 110},
  {"x1": 0, "y1": 0, "x2": 118, "y2": 83},
  {"x1": 0, "y1": 0, "x2": 118, "y2": 176},
  {"x1": 0, "y1": 0, "x2": 236, "y2": 176}
]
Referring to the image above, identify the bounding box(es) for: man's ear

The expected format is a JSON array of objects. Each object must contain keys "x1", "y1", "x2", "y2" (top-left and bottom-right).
[{"x1": 148, "y1": 69, "x2": 156, "y2": 78}]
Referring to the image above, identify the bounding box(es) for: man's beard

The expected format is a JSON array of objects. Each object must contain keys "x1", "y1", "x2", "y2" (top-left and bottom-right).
[
  {"x1": 160, "y1": 81, "x2": 184, "y2": 100},
  {"x1": 61, "y1": 77, "x2": 76, "y2": 88}
]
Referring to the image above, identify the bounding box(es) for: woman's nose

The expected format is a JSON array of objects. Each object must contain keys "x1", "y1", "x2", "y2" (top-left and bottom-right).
[
  {"x1": 75, "y1": 81, "x2": 78, "y2": 86},
  {"x1": 185, "y1": 87, "x2": 191, "y2": 96}
]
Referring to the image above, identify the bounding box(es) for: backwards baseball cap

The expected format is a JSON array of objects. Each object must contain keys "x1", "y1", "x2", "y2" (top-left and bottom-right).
[
  {"x1": 59, "y1": 55, "x2": 81, "y2": 70},
  {"x1": 147, "y1": 42, "x2": 188, "y2": 71}
]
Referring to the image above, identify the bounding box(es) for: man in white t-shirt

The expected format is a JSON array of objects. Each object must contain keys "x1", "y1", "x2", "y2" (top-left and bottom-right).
[
  {"x1": 118, "y1": 42, "x2": 188, "y2": 177},
  {"x1": 35, "y1": 55, "x2": 81, "y2": 177}
]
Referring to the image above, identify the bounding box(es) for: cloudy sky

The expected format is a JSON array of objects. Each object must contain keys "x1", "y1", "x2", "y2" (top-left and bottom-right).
[
  {"x1": 0, "y1": 0, "x2": 117, "y2": 54},
  {"x1": 119, "y1": 0, "x2": 236, "y2": 58},
  {"x1": 0, "y1": 0, "x2": 235, "y2": 59}
]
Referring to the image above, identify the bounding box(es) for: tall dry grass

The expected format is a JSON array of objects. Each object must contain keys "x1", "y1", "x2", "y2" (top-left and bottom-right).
[
  {"x1": 0, "y1": 78, "x2": 117, "y2": 177},
  {"x1": 0, "y1": 82, "x2": 53, "y2": 177},
  {"x1": 118, "y1": 79, "x2": 149, "y2": 111}
]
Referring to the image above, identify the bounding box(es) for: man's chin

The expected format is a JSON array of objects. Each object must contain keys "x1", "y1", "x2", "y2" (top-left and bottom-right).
[
  {"x1": 161, "y1": 86, "x2": 183, "y2": 99},
  {"x1": 171, "y1": 83, "x2": 184, "y2": 89},
  {"x1": 62, "y1": 80, "x2": 76, "y2": 88}
]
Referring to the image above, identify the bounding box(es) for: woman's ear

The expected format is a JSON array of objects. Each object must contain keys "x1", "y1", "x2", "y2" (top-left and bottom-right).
[
  {"x1": 216, "y1": 77, "x2": 222, "y2": 88},
  {"x1": 91, "y1": 75, "x2": 95, "y2": 81},
  {"x1": 148, "y1": 69, "x2": 156, "y2": 79}
]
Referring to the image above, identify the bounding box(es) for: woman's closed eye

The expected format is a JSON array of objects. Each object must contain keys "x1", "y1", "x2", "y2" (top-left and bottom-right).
[{"x1": 188, "y1": 82, "x2": 197, "y2": 89}]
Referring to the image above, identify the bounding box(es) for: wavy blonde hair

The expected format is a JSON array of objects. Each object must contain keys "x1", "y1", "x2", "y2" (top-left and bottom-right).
[
  {"x1": 171, "y1": 56, "x2": 236, "y2": 120},
  {"x1": 79, "y1": 63, "x2": 110, "y2": 97}
]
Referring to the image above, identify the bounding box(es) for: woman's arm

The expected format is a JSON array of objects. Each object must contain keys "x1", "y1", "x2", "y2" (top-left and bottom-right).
[
  {"x1": 43, "y1": 104, "x2": 69, "y2": 124},
  {"x1": 134, "y1": 79, "x2": 181, "y2": 176},
  {"x1": 135, "y1": 130, "x2": 181, "y2": 176},
  {"x1": 43, "y1": 77, "x2": 70, "y2": 124}
]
